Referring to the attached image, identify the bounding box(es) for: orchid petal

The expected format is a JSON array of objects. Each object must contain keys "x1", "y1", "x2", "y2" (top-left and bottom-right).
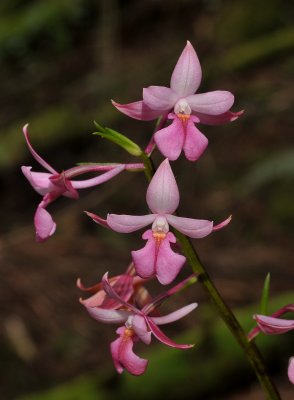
[
  {"x1": 50, "y1": 173, "x2": 78, "y2": 199},
  {"x1": 111, "y1": 328, "x2": 148, "y2": 375},
  {"x1": 182, "y1": 121, "x2": 208, "y2": 161},
  {"x1": 107, "y1": 214, "x2": 156, "y2": 233},
  {"x1": 194, "y1": 110, "x2": 244, "y2": 125},
  {"x1": 76, "y1": 277, "x2": 102, "y2": 294},
  {"x1": 81, "y1": 274, "x2": 134, "y2": 309},
  {"x1": 85, "y1": 212, "x2": 109, "y2": 228},
  {"x1": 143, "y1": 86, "x2": 177, "y2": 111},
  {"x1": 154, "y1": 118, "x2": 184, "y2": 161},
  {"x1": 23, "y1": 124, "x2": 57, "y2": 174},
  {"x1": 83, "y1": 305, "x2": 130, "y2": 324},
  {"x1": 21, "y1": 166, "x2": 53, "y2": 195},
  {"x1": 34, "y1": 206, "x2": 56, "y2": 242},
  {"x1": 146, "y1": 317, "x2": 194, "y2": 349},
  {"x1": 132, "y1": 230, "x2": 156, "y2": 279},
  {"x1": 110, "y1": 328, "x2": 124, "y2": 374},
  {"x1": 102, "y1": 273, "x2": 139, "y2": 314},
  {"x1": 132, "y1": 315, "x2": 152, "y2": 345},
  {"x1": 213, "y1": 215, "x2": 232, "y2": 231},
  {"x1": 167, "y1": 215, "x2": 213, "y2": 238},
  {"x1": 64, "y1": 163, "x2": 123, "y2": 178},
  {"x1": 254, "y1": 315, "x2": 294, "y2": 335},
  {"x1": 146, "y1": 159, "x2": 179, "y2": 214},
  {"x1": 288, "y1": 357, "x2": 294, "y2": 384},
  {"x1": 143, "y1": 274, "x2": 197, "y2": 315},
  {"x1": 112, "y1": 100, "x2": 162, "y2": 121},
  {"x1": 152, "y1": 303, "x2": 198, "y2": 325},
  {"x1": 186, "y1": 91, "x2": 234, "y2": 115},
  {"x1": 156, "y1": 232, "x2": 186, "y2": 285},
  {"x1": 71, "y1": 165, "x2": 125, "y2": 189},
  {"x1": 170, "y1": 40, "x2": 202, "y2": 97}
]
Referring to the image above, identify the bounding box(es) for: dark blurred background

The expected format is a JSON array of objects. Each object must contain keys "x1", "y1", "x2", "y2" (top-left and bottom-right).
[{"x1": 0, "y1": 0, "x2": 293, "y2": 399}]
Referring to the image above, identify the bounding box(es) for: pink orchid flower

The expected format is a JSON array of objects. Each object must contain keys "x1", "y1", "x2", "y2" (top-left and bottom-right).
[
  {"x1": 87, "y1": 159, "x2": 231, "y2": 285},
  {"x1": 22, "y1": 124, "x2": 143, "y2": 242},
  {"x1": 113, "y1": 41, "x2": 242, "y2": 161},
  {"x1": 248, "y1": 304, "x2": 294, "y2": 384},
  {"x1": 78, "y1": 263, "x2": 152, "y2": 311},
  {"x1": 81, "y1": 273, "x2": 197, "y2": 376}
]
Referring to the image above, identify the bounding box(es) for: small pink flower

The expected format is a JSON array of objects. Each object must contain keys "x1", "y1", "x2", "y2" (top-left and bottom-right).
[
  {"x1": 113, "y1": 41, "x2": 242, "y2": 161},
  {"x1": 249, "y1": 304, "x2": 294, "y2": 385},
  {"x1": 81, "y1": 273, "x2": 197, "y2": 376},
  {"x1": 87, "y1": 159, "x2": 231, "y2": 284},
  {"x1": 21, "y1": 124, "x2": 141, "y2": 242}
]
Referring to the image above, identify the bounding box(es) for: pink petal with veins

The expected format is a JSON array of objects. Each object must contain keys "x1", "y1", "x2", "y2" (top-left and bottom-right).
[
  {"x1": 81, "y1": 274, "x2": 134, "y2": 309},
  {"x1": 34, "y1": 206, "x2": 56, "y2": 242},
  {"x1": 170, "y1": 40, "x2": 202, "y2": 97},
  {"x1": 152, "y1": 303, "x2": 198, "y2": 325},
  {"x1": 186, "y1": 91, "x2": 234, "y2": 115},
  {"x1": 107, "y1": 214, "x2": 156, "y2": 233},
  {"x1": 132, "y1": 230, "x2": 185, "y2": 285},
  {"x1": 111, "y1": 327, "x2": 148, "y2": 375},
  {"x1": 195, "y1": 110, "x2": 244, "y2": 125},
  {"x1": 154, "y1": 117, "x2": 185, "y2": 161},
  {"x1": 254, "y1": 315, "x2": 294, "y2": 335},
  {"x1": 102, "y1": 273, "x2": 139, "y2": 314},
  {"x1": 21, "y1": 167, "x2": 53, "y2": 195},
  {"x1": 183, "y1": 121, "x2": 208, "y2": 161},
  {"x1": 146, "y1": 159, "x2": 179, "y2": 214},
  {"x1": 166, "y1": 215, "x2": 213, "y2": 238},
  {"x1": 156, "y1": 232, "x2": 186, "y2": 285},
  {"x1": 132, "y1": 230, "x2": 156, "y2": 279},
  {"x1": 143, "y1": 86, "x2": 177, "y2": 111},
  {"x1": 145, "y1": 317, "x2": 194, "y2": 349},
  {"x1": 111, "y1": 100, "x2": 162, "y2": 121},
  {"x1": 288, "y1": 357, "x2": 294, "y2": 384}
]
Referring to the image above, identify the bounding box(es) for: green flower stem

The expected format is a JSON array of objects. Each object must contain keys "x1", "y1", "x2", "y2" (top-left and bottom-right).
[{"x1": 141, "y1": 152, "x2": 281, "y2": 400}]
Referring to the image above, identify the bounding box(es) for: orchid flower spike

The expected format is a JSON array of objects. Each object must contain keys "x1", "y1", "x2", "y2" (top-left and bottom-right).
[
  {"x1": 113, "y1": 41, "x2": 242, "y2": 161},
  {"x1": 81, "y1": 273, "x2": 197, "y2": 376},
  {"x1": 249, "y1": 304, "x2": 294, "y2": 384},
  {"x1": 87, "y1": 159, "x2": 231, "y2": 285},
  {"x1": 21, "y1": 124, "x2": 131, "y2": 242}
]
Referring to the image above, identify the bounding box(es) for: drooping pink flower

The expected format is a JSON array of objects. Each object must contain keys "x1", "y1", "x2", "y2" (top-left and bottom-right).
[
  {"x1": 81, "y1": 273, "x2": 197, "y2": 376},
  {"x1": 22, "y1": 124, "x2": 143, "y2": 242},
  {"x1": 113, "y1": 41, "x2": 242, "y2": 161},
  {"x1": 87, "y1": 159, "x2": 231, "y2": 285},
  {"x1": 248, "y1": 304, "x2": 294, "y2": 385}
]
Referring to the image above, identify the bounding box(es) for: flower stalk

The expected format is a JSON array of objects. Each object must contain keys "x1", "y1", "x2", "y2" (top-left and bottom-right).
[{"x1": 141, "y1": 152, "x2": 281, "y2": 400}]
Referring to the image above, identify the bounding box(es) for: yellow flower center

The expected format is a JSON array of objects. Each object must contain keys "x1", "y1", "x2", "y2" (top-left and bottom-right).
[{"x1": 152, "y1": 231, "x2": 166, "y2": 244}]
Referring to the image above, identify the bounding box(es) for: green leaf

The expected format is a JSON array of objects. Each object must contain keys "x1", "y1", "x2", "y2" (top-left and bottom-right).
[
  {"x1": 93, "y1": 121, "x2": 142, "y2": 156},
  {"x1": 260, "y1": 273, "x2": 271, "y2": 315}
]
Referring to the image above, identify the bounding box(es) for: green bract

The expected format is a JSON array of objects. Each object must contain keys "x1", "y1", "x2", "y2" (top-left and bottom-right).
[{"x1": 93, "y1": 121, "x2": 142, "y2": 157}]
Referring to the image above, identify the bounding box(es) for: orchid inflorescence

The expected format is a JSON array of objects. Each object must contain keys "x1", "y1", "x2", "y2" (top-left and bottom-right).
[{"x1": 22, "y1": 40, "x2": 292, "y2": 389}]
